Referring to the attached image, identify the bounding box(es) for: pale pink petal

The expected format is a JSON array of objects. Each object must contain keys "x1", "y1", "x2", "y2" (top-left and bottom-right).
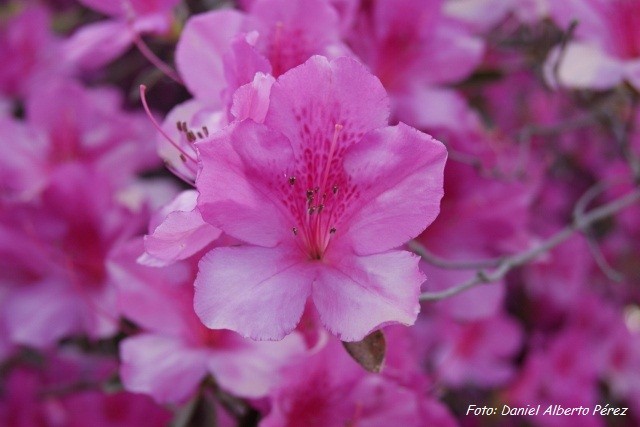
[
  {"x1": 342, "y1": 123, "x2": 447, "y2": 255},
  {"x1": 249, "y1": 0, "x2": 345, "y2": 76},
  {"x1": 0, "y1": 117, "x2": 48, "y2": 202},
  {"x1": 222, "y1": 31, "x2": 272, "y2": 107},
  {"x1": 196, "y1": 121, "x2": 294, "y2": 247},
  {"x1": 207, "y1": 333, "x2": 305, "y2": 398},
  {"x1": 176, "y1": 10, "x2": 245, "y2": 104},
  {"x1": 130, "y1": 13, "x2": 173, "y2": 35},
  {"x1": 230, "y1": 72, "x2": 275, "y2": 123},
  {"x1": 419, "y1": 23, "x2": 484, "y2": 85},
  {"x1": 142, "y1": 190, "x2": 221, "y2": 266},
  {"x1": 544, "y1": 42, "x2": 625, "y2": 90},
  {"x1": 108, "y1": 239, "x2": 193, "y2": 337},
  {"x1": 63, "y1": 20, "x2": 134, "y2": 69},
  {"x1": 265, "y1": 55, "x2": 390, "y2": 148},
  {"x1": 393, "y1": 86, "x2": 482, "y2": 134},
  {"x1": 194, "y1": 245, "x2": 313, "y2": 340},
  {"x1": 443, "y1": 0, "x2": 515, "y2": 32},
  {"x1": 120, "y1": 334, "x2": 209, "y2": 403},
  {"x1": 4, "y1": 281, "x2": 84, "y2": 348},
  {"x1": 313, "y1": 250, "x2": 423, "y2": 341}
]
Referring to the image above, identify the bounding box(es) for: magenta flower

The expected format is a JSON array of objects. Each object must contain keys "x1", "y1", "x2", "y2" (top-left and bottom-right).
[
  {"x1": 111, "y1": 240, "x2": 304, "y2": 403},
  {"x1": 260, "y1": 334, "x2": 456, "y2": 427},
  {"x1": 64, "y1": 0, "x2": 179, "y2": 69},
  {"x1": 175, "y1": 0, "x2": 349, "y2": 107},
  {"x1": 194, "y1": 56, "x2": 447, "y2": 341}
]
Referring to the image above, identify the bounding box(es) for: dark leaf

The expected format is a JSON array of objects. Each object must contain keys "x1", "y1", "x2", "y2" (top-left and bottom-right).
[{"x1": 342, "y1": 330, "x2": 386, "y2": 373}]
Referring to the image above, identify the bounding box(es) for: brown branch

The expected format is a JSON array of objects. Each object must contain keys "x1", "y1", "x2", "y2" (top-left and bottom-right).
[
  {"x1": 419, "y1": 189, "x2": 640, "y2": 302},
  {"x1": 408, "y1": 240, "x2": 504, "y2": 270}
]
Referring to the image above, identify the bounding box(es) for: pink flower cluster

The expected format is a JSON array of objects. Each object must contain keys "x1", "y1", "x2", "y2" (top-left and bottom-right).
[{"x1": 1, "y1": 0, "x2": 640, "y2": 426}]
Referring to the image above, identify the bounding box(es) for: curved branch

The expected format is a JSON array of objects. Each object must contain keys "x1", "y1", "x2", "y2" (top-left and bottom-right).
[{"x1": 419, "y1": 189, "x2": 640, "y2": 302}]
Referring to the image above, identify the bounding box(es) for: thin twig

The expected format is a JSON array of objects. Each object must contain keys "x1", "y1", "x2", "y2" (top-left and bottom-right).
[
  {"x1": 133, "y1": 35, "x2": 184, "y2": 85},
  {"x1": 572, "y1": 180, "x2": 625, "y2": 282},
  {"x1": 408, "y1": 240, "x2": 504, "y2": 270},
  {"x1": 419, "y1": 189, "x2": 640, "y2": 301}
]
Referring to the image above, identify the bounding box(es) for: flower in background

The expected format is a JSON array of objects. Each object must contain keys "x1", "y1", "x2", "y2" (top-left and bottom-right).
[{"x1": 545, "y1": 0, "x2": 640, "y2": 91}]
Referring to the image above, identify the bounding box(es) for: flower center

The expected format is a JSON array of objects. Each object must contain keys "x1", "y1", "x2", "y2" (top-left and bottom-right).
[{"x1": 285, "y1": 123, "x2": 350, "y2": 260}]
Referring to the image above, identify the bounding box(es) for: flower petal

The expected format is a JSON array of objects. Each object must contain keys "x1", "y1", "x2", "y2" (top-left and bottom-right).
[
  {"x1": 194, "y1": 245, "x2": 313, "y2": 340},
  {"x1": 120, "y1": 334, "x2": 208, "y2": 403},
  {"x1": 342, "y1": 123, "x2": 447, "y2": 255},
  {"x1": 142, "y1": 190, "x2": 221, "y2": 266},
  {"x1": 176, "y1": 10, "x2": 244, "y2": 105},
  {"x1": 313, "y1": 250, "x2": 423, "y2": 341},
  {"x1": 207, "y1": 332, "x2": 305, "y2": 398},
  {"x1": 196, "y1": 121, "x2": 295, "y2": 247},
  {"x1": 544, "y1": 42, "x2": 624, "y2": 90},
  {"x1": 63, "y1": 20, "x2": 134, "y2": 69},
  {"x1": 265, "y1": 55, "x2": 390, "y2": 151}
]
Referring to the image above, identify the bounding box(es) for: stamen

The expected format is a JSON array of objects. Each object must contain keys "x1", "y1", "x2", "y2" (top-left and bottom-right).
[
  {"x1": 139, "y1": 85, "x2": 197, "y2": 164},
  {"x1": 320, "y1": 124, "x2": 343, "y2": 195},
  {"x1": 131, "y1": 29, "x2": 183, "y2": 85}
]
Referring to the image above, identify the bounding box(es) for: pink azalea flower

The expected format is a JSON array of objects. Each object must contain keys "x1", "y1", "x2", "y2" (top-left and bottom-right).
[
  {"x1": 138, "y1": 190, "x2": 221, "y2": 267},
  {"x1": 194, "y1": 55, "x2": 447, "y2": 341},
  {"x1": 345, "y1": 0, "x2": 484, "y2": 130},
  {"x1": 522, "y1": 236, "x2": 592, "y2": 310},
  {"x1": 111, "y1": 239, "x2": 305, "y2": 403},
  {"x1": 0, "y1": 348, "x2": 172, "y2": 427},
  {"x1": 0, "y1": 165, "x2": 151, "y2": 348},
  {"x1": 416, "y1": 313, "x2": 523, "y2": 388},
  {"x1": 64, "y1": 0, "x2": 179, "y2": 69},
  {"x1": 0, "y1": 78, "x2": 158, "y2": 202},
  {"x1": 0, "y1": 5, "x2": 70, "y2": 99},
  {"x1": 175, "y1": 0, "x2": 349, "y2": 108},
  {"x1": 260, "y1": 334, "x2": 456, "y2": 427},
  {"x1": 545, "y1": 0, "x2": 640, "y2": 91}
]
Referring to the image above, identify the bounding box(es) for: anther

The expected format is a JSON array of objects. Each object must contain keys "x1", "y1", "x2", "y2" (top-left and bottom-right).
[
  {"x1": 176, "y1": 121, "x2": 182, "y2": 131},
  {"x1": 289, "y1": 176, "x2": 296, "y2": 185},
  {"x1": 202, "y1": 126, "x2": 209, "y2": 136},
  {"x1": 197, "y1": 131, "x2": 204, "y2": 139},
  {"x1": 179, "y1": 154, "x2": 187, "y2": 162},
  {"x1": 317, "y1": 204, "x2": 324, "y2": 213},
  {"x1": 332, "y1": 185, "x2": 338, "y2": 194},
  {"x1": 308, "y1": 207, "x2": 316, "y2": 215},
  {"x1": 187, "y1": 131, "x2": 196, "y2": 142},
  {"x1": 306, "y1": 189, "x2": 314, "y2": 199},
  {"x1": 330, "y1": 227, "x2": 337, "y2": 234},
  {"x1": 292, "y1": 227, "x2": 298, "y2": 236}
]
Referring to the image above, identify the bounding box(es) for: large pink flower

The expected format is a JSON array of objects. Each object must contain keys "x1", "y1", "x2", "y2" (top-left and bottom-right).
[{"x1": 194, "y1": 56, "x2": 447, "y2": 341}]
